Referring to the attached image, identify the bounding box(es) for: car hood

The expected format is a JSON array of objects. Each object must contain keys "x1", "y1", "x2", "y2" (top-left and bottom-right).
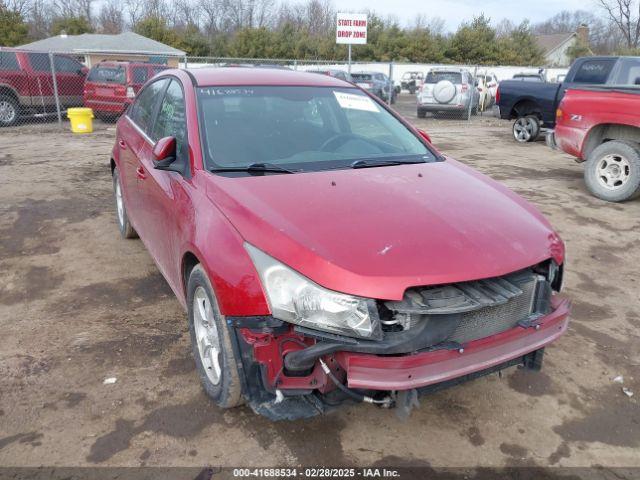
[{"x1": 206, "y1": 158, "x2": 563, "y2": 300}]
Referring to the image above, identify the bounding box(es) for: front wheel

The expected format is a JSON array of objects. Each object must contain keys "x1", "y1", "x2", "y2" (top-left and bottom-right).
[
  {"x1": 513, "y1": 115, "x2": 540, "y2": 143},
  {"x1": 0, "y1": 95, "x2": 19, "y2": 127},
  {"x1": 188, "y1": 264, "x2": 244, "y2": 408},
  {"x1": 584, "y1": 140, "x2": 640, "y2": 202}
]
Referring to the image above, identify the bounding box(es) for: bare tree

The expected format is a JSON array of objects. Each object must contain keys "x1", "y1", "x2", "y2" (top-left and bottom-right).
[
  {"x1": 597, "y1": 0, "x2": 640, "y2": 48},
  {"x1": 98, "y1": 0, "x2": 123, "y2": 33},
  {"x1": 2, "y1": 0, "x2": 32, "y2": 15}
]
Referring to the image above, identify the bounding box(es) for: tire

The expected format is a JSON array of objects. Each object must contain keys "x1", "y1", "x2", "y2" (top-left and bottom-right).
[
  {"x1": 188, "y1": 264, "x2": 244, "y2": 408},
  {"x1": 417, "y1": 109, "x2": 426, "y2": 119},
  {"x1": 409, "y1": 86, "x2": 416, "y2": 95},
  {"x1": 0, "y1": 94, "x2": 19, "y2": 127},
  {"x1": 512, "y1": 115, "x2": 540, "y2": 143},
  {"x1": 584, "y1": 140, "x2": 640, "y2": 202},
  {"x1": 112, "y1": 167, "x2": 138, "y2": 239}
]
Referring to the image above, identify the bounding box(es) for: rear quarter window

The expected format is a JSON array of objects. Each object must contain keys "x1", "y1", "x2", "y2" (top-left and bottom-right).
[
  {"x1": 132, "y1": 67, "x2": 148, "y2": 84},
  {"x1": 572, "y1": 59, "x2": 616, "y2": 84},
  {"x1": 0, "y1": 52, "x2": 19, "y2": 71}
]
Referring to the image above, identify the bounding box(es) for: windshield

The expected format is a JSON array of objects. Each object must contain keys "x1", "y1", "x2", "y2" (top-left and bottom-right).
[
  {"x1": 425, "y1": 72, "x2": 462, "y2": 84},
  {"x1": 197, "y1": 86, "x2": 434, "y2": 173}
]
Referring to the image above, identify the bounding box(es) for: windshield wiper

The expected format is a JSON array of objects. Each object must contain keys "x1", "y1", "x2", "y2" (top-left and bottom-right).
[
  {"x1": 210, "y1": 162, "x2": 298, "y2": 174},
  {"x1": 350, "y1": 157, "x2": 428, "y2": 169}
]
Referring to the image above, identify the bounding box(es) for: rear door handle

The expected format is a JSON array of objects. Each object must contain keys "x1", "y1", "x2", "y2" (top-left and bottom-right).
[
  {"x1": 136, "y1": 166, "x2": 146, "y2": 180},
  {"x1": 118, "y1": 140, "x2": 127, "y2": 149}
]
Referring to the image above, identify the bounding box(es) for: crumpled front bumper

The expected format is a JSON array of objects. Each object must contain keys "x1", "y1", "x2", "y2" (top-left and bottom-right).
[{"x1": 336, "y1": 297, "x2": 570, "y2": 390}]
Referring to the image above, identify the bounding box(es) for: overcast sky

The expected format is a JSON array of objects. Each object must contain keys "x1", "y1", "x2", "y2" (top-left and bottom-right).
[{"x1": 340, "y1": 0, "x2": 591, "y2": 30}]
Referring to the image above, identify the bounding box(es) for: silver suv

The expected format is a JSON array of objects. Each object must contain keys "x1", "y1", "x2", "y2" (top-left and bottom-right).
[{"x1": 417, "y1": 68, "x2": 479, "y2": 119}]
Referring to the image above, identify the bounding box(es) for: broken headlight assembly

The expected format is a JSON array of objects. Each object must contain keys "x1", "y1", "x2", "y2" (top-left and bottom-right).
[{"x1": 245, "y1": 244, "x2": 381, "y2": 339}]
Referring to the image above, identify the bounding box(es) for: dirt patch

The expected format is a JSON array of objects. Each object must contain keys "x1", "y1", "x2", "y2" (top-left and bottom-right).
[
  {"x1": 53, "y1": 271, "x2": 173, "y2": 314},
  {"x1": 0, "y1": 197, "x2": 109, "y2": 259},
  {"x1": 553, "y1": 386, "x2": 640, "y2": 447},
  {"x1": 467, "y1": 426, "x2": 485, "y2": 446},
  {"x1": 77, "y1": 332, "x2": 182, "y2": 368},
  {"x1": 0, "y1": 265, "x2": 65, "y2": 305},
  {"x1": 508, "y1": 368, "x2": 557, "y2": 397},
  {"x1": 87, "y1": 394, "x2": 227, "y2": 463},
  {"x1": 499, "y1": 442, "x2": 529, "y2": 459}
]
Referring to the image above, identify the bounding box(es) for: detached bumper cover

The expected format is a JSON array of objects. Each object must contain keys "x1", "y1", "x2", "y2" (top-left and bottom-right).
[
  {"x1": 337, "y1": 297, "x2": 570, "y2": 390},
  {"x1": 546, "y1": 130, "x2": 557, "y2": 150}
]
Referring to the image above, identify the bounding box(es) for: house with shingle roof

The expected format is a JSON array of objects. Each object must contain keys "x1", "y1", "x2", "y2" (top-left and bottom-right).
[
  {"x1": 19, "y1": 32, "x2": 185, "y2": 67},
  {"x1": 535, "y1": 25, "x2": 591, "y2": 67}
]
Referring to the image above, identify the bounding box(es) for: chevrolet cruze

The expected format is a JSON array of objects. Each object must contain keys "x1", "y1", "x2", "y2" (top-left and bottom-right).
[{"x1": 111, "y1": 67, "x2": 570, "y2": 419}]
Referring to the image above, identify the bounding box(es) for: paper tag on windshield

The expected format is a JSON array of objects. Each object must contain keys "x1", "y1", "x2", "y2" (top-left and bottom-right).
[{"x1": 334, "y1": 91, "x2": 379, "y2": 112}]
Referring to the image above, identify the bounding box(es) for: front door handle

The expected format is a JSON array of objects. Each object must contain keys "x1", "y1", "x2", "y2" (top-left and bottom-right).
[
  {"x1": 118, "y1": 140, "x2": 127, "y2": 149},
  {"x1": 136, "y1": 166, "x2": 146, "y2": 180}
]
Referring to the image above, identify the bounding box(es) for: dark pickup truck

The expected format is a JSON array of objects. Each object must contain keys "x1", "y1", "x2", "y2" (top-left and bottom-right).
[{"x1": 497, "y1": 56, "x2": 640, "y2": 143}]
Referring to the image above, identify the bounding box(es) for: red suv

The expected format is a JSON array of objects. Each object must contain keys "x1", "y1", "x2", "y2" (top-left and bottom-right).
[
  {"x1": 0, "y1": 48, "x2": 86, "y2": 126},
  {"x1": 111, "y1": 68, "x2": 570, "y2": 419},
  {"x1": 83, "y1": 61, "x2": 167, "y2": 120}
]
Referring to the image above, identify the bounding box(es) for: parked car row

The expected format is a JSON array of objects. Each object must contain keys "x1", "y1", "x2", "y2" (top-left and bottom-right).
[
  {"x1": 412, "y1": 68, "x2": 500, "y2": 118},
  {"x1": 0, "y1": 47, "x2": 168, "y2": 126}
]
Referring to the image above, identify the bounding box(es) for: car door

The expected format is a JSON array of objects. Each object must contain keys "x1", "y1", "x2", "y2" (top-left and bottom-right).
[
  {"x1": 25, "y1": 52, "x2": 55, "y2": 108},
  {"x1": 117, "y1": 78, "x2": 169, "y2": 232},
  {"x1": 52, "y1": 55, "x2": 86, "y2": 107},
  {"x1": 135, "y1": 78, "x2": 190, "y2": 291}
]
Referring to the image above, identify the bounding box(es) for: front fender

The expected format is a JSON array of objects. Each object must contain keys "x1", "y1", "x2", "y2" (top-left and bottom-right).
[{"x1": 180, "y1": 179, "x2": 270, "y2": 316}]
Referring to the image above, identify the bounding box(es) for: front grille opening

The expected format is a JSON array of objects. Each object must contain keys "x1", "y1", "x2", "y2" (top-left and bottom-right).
[{"x1": 379, "y1": 267, "x2": 551, "y2": 344}]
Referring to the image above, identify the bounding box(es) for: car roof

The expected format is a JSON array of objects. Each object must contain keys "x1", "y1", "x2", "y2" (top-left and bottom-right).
[{"x1": 188, "y1": 67, "x2": 352, "y2": 87}]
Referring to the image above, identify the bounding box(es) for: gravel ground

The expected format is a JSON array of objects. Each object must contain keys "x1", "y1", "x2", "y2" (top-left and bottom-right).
[{"x1": 0, "y1": 94, "x2": 639, "y2": 470}]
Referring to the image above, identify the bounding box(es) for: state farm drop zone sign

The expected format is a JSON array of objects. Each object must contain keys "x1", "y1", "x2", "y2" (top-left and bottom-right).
[{"x1": 336, "y1": 13, "x2": 368, "y2": 44}]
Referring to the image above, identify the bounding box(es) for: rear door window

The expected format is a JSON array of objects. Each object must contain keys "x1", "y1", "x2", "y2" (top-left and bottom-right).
[
  {"x1": 27, "y1": 53, "x2": 52, "y2": 72},
  {"x1": 54, "y1": 55, "x2": 83, "y2": 73},
  {"x1": 572, "y1": 59, "x2": 616, "y2": 84},
  {"x1": 87, "y1": 66, "x2": 125, "y2": 84},
  {"x1": 0, "y1": 52, "x2": 19, "y2": 71},
  {"x1": 129, "y1": 78, "x2": 169, "y2": 134}
]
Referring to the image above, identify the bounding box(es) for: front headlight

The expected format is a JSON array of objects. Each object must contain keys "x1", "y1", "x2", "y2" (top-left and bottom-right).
[{"x1": 245, "y1": 244, "x2": 381, "y2": 339}]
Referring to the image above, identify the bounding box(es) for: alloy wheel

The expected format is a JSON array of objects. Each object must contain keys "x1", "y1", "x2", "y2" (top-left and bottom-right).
[
  {"x1": 193, "y1": 286, "x2": 222, "y2": 385},
  {"x1": 0, "y1": 100, "x2": 16, "y2": 124},
  {"x1": 513, "y1": 117, "x2": 535, "y2": 142}
]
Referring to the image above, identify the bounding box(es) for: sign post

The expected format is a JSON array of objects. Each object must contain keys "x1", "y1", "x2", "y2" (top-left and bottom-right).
[{"x1": 336, "y1": 13, "x2": 367, "y2": 74}]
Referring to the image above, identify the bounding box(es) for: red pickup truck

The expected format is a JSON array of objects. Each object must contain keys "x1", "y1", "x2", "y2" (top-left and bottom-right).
[
  {"x1": 0, "y1": 48, "x2": 87, "y2": 127},
  {"x1": 548, "y1": 87, "x2": 640, "y2": 202}
]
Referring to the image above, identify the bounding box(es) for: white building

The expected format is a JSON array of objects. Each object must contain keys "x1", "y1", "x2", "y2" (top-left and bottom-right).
[{"x1": 535, "y1": 25, "x2": 591, "y2": 67}]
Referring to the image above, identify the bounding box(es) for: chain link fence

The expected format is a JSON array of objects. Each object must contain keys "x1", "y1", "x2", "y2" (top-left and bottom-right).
[{"x1": 0, "y1": 48, "x2": 570, "y2": 130}]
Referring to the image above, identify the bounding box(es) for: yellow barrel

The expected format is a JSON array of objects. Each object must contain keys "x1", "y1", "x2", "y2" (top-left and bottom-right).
[{"x1": 67, "y1": 107, "x2": 94, "y2": 133}]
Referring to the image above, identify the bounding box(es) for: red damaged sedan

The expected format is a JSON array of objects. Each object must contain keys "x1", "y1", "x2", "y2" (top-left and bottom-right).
[{"x1": 110, "y1": 67, "x2": 570, "y2": 419}]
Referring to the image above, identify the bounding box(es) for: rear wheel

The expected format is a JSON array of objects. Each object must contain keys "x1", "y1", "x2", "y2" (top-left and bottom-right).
[
  {"x1": 188, "y1": 264, "x2": 244, "y2": 408},
  {"x1": 417, "y1": 109, "x2": 426, "y2": 119},
  {"x1": 112, "y1": 167, "x2": 138, "y2": 239},
  {"x1": 584, "y1": 140, "x2": 640, "y2": 202},
  {"x1": 0, "y1": 95, "x2": 19, "y2": 127},
  {"x1": 513, "y1": 115, "x2": 540, "y2": 143}
]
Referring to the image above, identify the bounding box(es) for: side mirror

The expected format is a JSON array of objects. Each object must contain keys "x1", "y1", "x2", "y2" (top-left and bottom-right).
[
  {"x1": 417, "y1": 128, "x2": 432, "y2": 144},
  {"x1": 153, "y1": 136, "x2": 177, "y2": 169}
]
